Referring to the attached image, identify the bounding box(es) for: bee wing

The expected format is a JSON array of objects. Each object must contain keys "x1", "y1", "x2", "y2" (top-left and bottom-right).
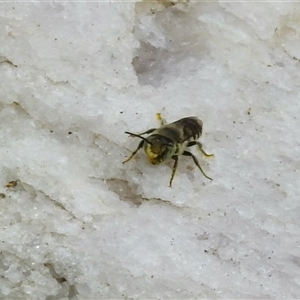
[{"x1": 171, "y1": 117, "x2": 203, "y2": 142}]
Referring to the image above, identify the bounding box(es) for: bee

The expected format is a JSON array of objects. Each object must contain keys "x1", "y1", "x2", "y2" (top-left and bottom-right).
[
  {"x1": 6, "y1": 180, "x2": 18, "y2": 188},
  {"x1": 123, "y1": 114, "x2": 214, "y2": 187}
]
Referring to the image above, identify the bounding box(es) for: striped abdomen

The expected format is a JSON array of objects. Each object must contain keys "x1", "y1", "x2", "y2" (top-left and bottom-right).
[{"x1": 174, "y1": 117, "x2": 203, "y2": 142}]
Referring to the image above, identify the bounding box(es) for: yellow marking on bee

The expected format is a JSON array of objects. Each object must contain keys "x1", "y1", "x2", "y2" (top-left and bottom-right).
[{"x1": 145, "y1": 144, "x2": 157, "y2": 159}]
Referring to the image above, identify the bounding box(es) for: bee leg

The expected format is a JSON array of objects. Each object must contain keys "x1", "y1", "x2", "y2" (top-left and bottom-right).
[
  {"x1": 156, "y1": 113, "x2": 167, "y2": 125},
  {"x1": 169, "y1": 155, "x2": 179, "y2": 187},
  {"x1": 122, "y1": 140, "x2": 144, "y2": 164},
  {"x1": 183, "y1": 151, "x2": 213, "y2": 181},
  {"x1": 186, "y1": 141, "x2": 214, "y2": 158}
]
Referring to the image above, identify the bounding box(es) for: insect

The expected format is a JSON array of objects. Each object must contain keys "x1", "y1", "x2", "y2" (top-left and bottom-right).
[
  {"x1": 6, "y1": 180, "x2": 18, "y2": 188},
  {"x1": 123, "y1": 113, "x2": 214, "y2": 187}
]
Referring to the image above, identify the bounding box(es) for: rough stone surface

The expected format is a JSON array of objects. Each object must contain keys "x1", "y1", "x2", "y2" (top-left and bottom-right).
[{"x1": 0, "y1": 1, "x2": 300, "y2": 299}]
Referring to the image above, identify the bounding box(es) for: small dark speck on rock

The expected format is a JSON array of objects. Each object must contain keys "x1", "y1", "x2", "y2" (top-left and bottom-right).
[{"x1": 68, "y1": 132, "x2": 72, "y2": 135}]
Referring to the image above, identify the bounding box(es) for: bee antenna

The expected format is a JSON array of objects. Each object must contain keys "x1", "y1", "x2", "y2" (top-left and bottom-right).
[{"x1": 125, "y1": 132, "x2": 152, "y2": 145}]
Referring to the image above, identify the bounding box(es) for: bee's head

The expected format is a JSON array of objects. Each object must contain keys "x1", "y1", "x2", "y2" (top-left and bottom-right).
[{"x1": 144, "y1": 135, "x2": 175, "y2": 165}]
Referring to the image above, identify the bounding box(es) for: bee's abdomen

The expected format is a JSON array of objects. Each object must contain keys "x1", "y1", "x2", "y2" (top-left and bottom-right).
[{"x1": 180, "y1": 117, "x2": 203, "y2": 141}]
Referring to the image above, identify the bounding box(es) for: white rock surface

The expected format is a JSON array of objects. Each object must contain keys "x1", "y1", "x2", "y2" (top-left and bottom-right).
[{"x1": 0, "y1": 1, "x2": 300, "y2": 299}]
